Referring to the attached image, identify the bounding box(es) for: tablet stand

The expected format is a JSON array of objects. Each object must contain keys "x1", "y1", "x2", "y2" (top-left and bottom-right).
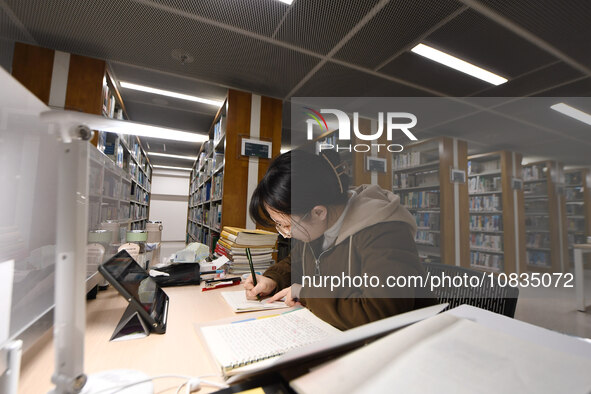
[{"x1": 110, "y1": 304, "x2": 151, "y2": 342}]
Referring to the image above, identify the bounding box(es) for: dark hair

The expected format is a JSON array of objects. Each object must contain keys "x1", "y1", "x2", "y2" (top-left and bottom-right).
[{"x1": 249, "y1": 149, "x2": 350, "y2": 227}]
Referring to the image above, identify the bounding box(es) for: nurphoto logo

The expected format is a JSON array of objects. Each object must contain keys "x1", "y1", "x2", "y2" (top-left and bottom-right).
[{"x1": 304, "y1": 107, "x2": 418, "y2": 153}]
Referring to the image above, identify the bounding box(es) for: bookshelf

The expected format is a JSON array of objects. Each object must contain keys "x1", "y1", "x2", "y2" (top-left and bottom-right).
[
  {"x1": 467, "y1": 151, "x2": 525, "y2": 274},
  {"x1": 522, "y1": 161, "x2": 568, "y2": 273},
  {"x1": 392, "y1": 137, "x2": 469, "y2": 267},
  {"x1": 564, "y1": 169, "x2": 591, "y2": 268},
  {"x1": 187, "y1": 101, "x2": 226, "y2": 251},
  {"x1": 12, "y1": 42, "x2": 153, "y2": 232},
  {"x1": 186, "y1": 89, "x2": 283, "y2": 253},
  {"x1": 95, "y1": 70, "x2": 153, "y2": 230}
]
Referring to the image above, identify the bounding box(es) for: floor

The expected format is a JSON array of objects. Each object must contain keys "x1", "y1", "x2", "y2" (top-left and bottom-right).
[
  {"x1": 514, "y1": 269, "x2": 591, "y2": 338},
  {"x1": 159, "y1": 241, "x2": 591, "y2": 339}
]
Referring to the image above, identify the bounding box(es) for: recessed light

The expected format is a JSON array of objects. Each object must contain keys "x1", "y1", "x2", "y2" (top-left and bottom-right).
[
  {"x1": 411, "y1": 43, "x2": 508, "y2": 86},
  {"x1": 551, "y1": 103, "x2": 591, "y2": 126},
  {"x1": 153, "y1": 165, "x2": 193, "y2": 171},
  {"x1": 120, "y1": 81, "x2": 224, "y2": 107},
  {"x1": 148, "y1": 152, "x2": 197, "y2": 160}
]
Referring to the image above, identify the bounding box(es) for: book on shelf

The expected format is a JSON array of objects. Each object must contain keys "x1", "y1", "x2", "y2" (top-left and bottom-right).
[
  {"x1": 470, "y1": 233, "x2": 503, "y2": 251},
  {"x1": 470, "y1": 215, "x2": 502, "y2": 232},
  {"x1": 400, "y1": 191, "x2": 440, "y2": 209},
  {"x1": 523, "y1": 164, "x2": 546, "y2": 181},
  {"x1": 468, "y1": 175, "x2": 501, "y2": 193},
  {"x1": 469, "y1": 195, "x2": 501, "y2": 211},
  {"x1": 527, "y1": 250, "x2": 550, "y2": 267},
  {"x1": 467, "y1": 158, "x2": 500, "y2": 175},
  {"x1": 470, "y1": 251, "x2": 503, "y2": 271}
]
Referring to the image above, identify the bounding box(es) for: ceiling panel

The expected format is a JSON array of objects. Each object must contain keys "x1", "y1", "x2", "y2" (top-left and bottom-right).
[
  {"x1": 427, "y1": 110, "x2": 559, "y2": 149},
  {"x1": 141, "y1": 138, "x2": 201, "y2": 157},
  {"x1": 532, "y1": 77, "x2": 591, "y2": 97},
  {"x1": 334, "y1": 0, "x2": 462, "y2": 69},
  {"x1": 120, "y1": 90, "x2": 220, "y2": 117},
  {"x1": 109, "y1": 61, "x2": 228, "y2": 104},
  {"x1": 124, "y1": 100, "x2": 213, "y2": 132},
  {"x1": 479, "y1": 0, "x2": 591, "y2": 67},
  {"x1": 4, "y1": 0, "x2": 318, "y2": 99},
  {"x1": 380, "y1": 52, "x2": 489, "y2": 96},
  {"x1": 490, "y1": 97, "x2": 591, "y2": 143},
  {"x1": 471, "y1": 62, "x2": 583, "y2": 97},
  {"x1": 151, "y1": 0, "x2": 288, "y2": 37},
  {"x1": 0, "y1": 3, "x2": 31, "y2": 43},
  {"x1": 292, "y1": 62, "x2": 431, "y2": 97},
  {"x1": 425, "y1": 9, "x2": 557, "y2": 79},
  {"x1": 274, "y1": 0, "x2": 381, "y2": 55}
]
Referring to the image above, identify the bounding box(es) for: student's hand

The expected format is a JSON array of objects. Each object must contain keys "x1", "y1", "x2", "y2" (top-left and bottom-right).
[
  {"x1": 267, "y1": 286, "x2": 301, "y2": 307},
  {"x1": 244, "y1": 274, "x2": 277, "y2": 300}
]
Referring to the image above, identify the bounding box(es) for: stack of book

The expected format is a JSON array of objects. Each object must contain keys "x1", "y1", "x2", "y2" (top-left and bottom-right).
[{"x1": 215, "y1": 226, "x2": 278, "y2": 274}]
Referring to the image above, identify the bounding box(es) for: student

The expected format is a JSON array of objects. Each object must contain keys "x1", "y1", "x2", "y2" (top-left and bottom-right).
[{"x1": 245, "y1": 149, "x2": 436, "y2": 330}]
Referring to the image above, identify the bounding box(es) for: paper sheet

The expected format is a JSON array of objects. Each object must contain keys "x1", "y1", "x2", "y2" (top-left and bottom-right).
[
  {"x1": 221, "y1": 291, "x2": 289, "y2": 313},
  {"x1": 291, "y1": 312, "x2": 591, "y2": 394}
]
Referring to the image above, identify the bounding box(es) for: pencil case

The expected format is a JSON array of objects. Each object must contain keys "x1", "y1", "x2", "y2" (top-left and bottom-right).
[{"x1": 150, "y1": 262, "x2": 201, "y2": 287}]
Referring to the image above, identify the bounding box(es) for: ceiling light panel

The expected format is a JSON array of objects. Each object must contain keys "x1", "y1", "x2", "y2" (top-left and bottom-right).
[
  {"x1": 411, "y1": 43, "x2": 508, "y2": 85},
  {"x1": 148, "y1": 152, "x2": 197, "y2": 160},
  {"x1": 551, "y1": 103, "x2": 591, "y2": 126},
  {"x1": 120, "y1": 82, "x2": 224, "y2": 107}
]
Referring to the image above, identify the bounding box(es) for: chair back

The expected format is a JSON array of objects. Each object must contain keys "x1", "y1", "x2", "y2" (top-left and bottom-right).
[{"x1": 422, "y1": 262, "x2": 519, "y2": 318}]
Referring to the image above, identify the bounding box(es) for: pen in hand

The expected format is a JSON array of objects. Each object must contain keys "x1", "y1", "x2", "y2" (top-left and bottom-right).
[{"x1": 246, "y1": 247, "x2": 262, "y2": 301}]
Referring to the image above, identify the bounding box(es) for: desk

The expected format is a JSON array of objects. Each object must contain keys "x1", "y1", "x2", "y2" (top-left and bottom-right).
[
  {"x1": 573, "y1": 244, "x2": 591, "y2": 312},
  {"x1": 18, "y1": 284, "x2": 244, "y2": 394}
]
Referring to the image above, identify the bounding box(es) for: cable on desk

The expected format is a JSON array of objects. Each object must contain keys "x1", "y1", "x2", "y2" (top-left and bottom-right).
[{"x1": 91, "y1": 373, "x2": 227, "y2": 394}]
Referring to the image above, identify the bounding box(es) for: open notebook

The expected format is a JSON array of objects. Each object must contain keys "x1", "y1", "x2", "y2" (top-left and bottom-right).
[
  {"x1": 198, "y1": 304, "x2": 448, "y2": 380},
  {"x1": 221, "y1": 291, "x2": 290, "y2": 313},
  {"x1": 200, "y1": 308, "x2": 340, "y2": 374}
]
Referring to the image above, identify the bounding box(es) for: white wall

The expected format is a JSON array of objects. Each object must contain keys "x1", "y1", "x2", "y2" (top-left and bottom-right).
[{"x1": 149, "y1": 171, "x2": 190, "y2": 242}]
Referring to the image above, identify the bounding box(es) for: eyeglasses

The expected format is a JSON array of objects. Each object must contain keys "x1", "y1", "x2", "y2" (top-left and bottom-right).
[{"x1": 274, "y1": 211, "x2": 310, "y2": 238}]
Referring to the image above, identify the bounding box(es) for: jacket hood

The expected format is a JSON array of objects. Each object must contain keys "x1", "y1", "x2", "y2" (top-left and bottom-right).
[{"x1": 335, "y1": 184, "x2": 417, "y2": 245}]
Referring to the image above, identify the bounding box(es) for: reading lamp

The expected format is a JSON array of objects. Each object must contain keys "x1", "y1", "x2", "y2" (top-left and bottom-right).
[{"x1": 39, "y1": 110, "x2": 208, "y2": 393}]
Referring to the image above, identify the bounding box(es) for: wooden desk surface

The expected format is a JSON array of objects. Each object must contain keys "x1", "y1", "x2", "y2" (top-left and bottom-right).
[{"x1": 19, "y1": 283, "x2": 246, "y2": 393}]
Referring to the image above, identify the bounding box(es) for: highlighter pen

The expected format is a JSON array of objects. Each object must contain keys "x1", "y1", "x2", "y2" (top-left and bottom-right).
[{"x1": 246, "y1": 247, "x2": 262, "y2": 301}]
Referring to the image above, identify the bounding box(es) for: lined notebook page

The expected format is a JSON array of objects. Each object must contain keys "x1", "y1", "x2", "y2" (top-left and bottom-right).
[
  {"x1": 221, "y1": 291, "x2": 290, "y2": 312},
  {"x1": 201, "y1": 308, "x2": 340, "y2": 372}
]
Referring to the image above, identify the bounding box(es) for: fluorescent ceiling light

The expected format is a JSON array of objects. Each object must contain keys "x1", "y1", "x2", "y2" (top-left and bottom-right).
[
  {"x1": 550, "y1": 103, "x2": 591, "y2": 126},
  {"x1": 153, "y1": 165, "x2": 192, "y2": 171},
  {"x1": 120, "y1": 81, "x2": 224, "y2": 107},
  {"x1": 411, "y1": 43, "x2": 508, "y2": 86},
  {"x1": 148, "y1": 152, "x2": 197, "y2": 160},
  {"x1": 40, "y1": 110, "x2": 208, "y2": 143},
  {"x1": 277, "y1": 0, "x2": 294, "y2": 4}
]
